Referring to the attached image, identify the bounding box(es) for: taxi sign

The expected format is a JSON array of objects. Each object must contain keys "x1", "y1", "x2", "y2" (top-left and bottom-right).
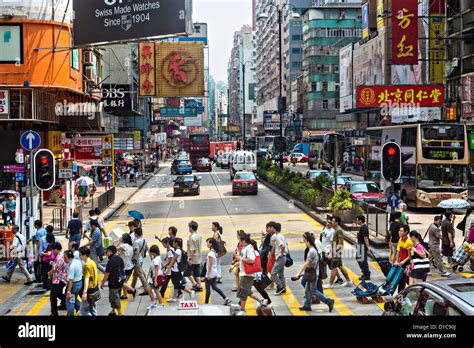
[{"x1": 178, "y1": 300, "x2": 199, "y2": 310}]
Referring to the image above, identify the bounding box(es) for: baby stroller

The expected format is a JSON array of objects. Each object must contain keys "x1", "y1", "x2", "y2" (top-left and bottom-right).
[
  {"x1": 451, "y1": 243, "x2": 473, "y2": 272},
  {"x1": 353, "y1": 258, "x2": 404, "y2": 304}
]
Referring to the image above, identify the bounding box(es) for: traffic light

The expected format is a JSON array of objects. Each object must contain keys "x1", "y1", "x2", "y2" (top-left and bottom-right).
[
  {"x1": 323, "y1": 134, "x2": 345, "y2": 166},
  {"x1": 34, "y1": 149, "x2": 56, "y2": 191},
  {"x1": 381, "y1": 142, "x2": 401, "y2": 182}
]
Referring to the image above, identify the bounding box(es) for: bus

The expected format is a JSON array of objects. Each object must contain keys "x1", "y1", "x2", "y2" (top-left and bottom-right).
[
  {"x1": 189, "y1": 134, "x2": 211, "y2": 168},
  {"x1": 366, "y1": 123, "x2": 469, "y2": 208},
  {"x1": 305, "y1": 133, "x2": 346, "y2": 170}
]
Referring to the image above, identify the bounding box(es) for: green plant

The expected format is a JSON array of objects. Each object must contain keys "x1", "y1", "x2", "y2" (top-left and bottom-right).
[
  {"x1": 311, "y1": 174, "x2": 332, "y2": 191},
  {"x1": 330, "y1": 188, "x2": 353, "y2": 211},
  {"x1": 302, "y1": 188, "x2": 319, "y2": 207}
]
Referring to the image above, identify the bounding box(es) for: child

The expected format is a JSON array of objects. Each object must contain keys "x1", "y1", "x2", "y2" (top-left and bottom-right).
[
  {"x1": 148, "y1": 245, "x2": 165, "y2": 310},
  {"x1": 165, "y1": 238, "x2": 194, "y2": 302},
  {"x1": 230, "y1": 230, "x2": 245, "y2": 292}
]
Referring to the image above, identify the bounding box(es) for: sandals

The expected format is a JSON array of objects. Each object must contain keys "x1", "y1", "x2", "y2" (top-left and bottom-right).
[{"x1": 120, "y1": 295, "x2": 128, "y2": 300}]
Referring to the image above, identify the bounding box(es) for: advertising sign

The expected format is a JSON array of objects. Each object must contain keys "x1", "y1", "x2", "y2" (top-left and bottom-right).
[
  {"x1": 184, "y1": 114, "x2": 203, "y2": 127},
  {"x1": 3, "y1": 165, "x2": 25, "y2": 173},
  {"x1": 139, "y1": 42, "x2": 156, "y2": 96},
  {"x1": 73, "y1": 0, "x2": 191, "y2": 46},
  {"x1": 160, "y1": 107, "x2": 198, "y2": 117},
  {"x1": 47, "y1": 131, "x2": 63, "y2": 158},
  {"x1": 377, "y1": 0, "x2": 384, "y2": 31},
  {"x1": 0, "y1": 90, "x2": 9, "y2": 115},
  {"x1": 429, "y1": 0, "x2": 445, "y2": 84},
  {"x1": 102, "y1": 84, "x2": 134, "y2": 114},
  {"x1": 392, "y1": 0, "x2": 418, "y2": 65},
  {"x1": 391, "y1": 107, "x2": 442, "y2": 124},
  {"x1": 73, "y1": 137, "x2": 103, "y2": 163},
  {"x1": 362, "y1": 2, "x2": 369, "y2": 39},
  {"x1": 339, "y1": 44, "x2": 353, "y2": 113},
  {"x1": 357, "y1": 85, "x2": 444, "y2": 108},
  {"x1": 249, "y1": 83, "x2": 256, "y2": 101},
  {"x1": 156, "y1": 42, "x2": 205, "y2": 97}
]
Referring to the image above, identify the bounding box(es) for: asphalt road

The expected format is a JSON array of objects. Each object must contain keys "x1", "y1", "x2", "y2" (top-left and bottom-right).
[{"x1": 1, "y1": 164, "x2": 471, "y2": 316}]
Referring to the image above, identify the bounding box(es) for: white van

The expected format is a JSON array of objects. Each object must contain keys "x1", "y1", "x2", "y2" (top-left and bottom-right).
[{"x1": 229, "y1": 151, "x2": 257, "y2": 179}]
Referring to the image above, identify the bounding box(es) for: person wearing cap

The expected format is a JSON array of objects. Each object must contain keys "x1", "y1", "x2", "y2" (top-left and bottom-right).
[{"x1": 100, "y1": 246, "x2": 125, "y2": 316}]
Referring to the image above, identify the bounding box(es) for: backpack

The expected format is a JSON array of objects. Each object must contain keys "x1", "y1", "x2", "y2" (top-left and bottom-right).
[{"x1": 177, "y1": 248, "x2": 188, "y2": 272}]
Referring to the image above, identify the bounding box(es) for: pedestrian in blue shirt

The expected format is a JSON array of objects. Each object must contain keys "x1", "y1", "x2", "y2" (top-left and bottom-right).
[
  {"x1": 84, "y1": 220, "x2": 106, "y2": 273},
  {"x1": 33, "y1": 220, "x2": 47, "y2": 283}
]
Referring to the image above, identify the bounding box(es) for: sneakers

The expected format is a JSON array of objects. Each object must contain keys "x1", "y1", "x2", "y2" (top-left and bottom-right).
[
  {"x1": 342, "y1": 281, "x2": 354, "y2": 288},
  {"x1": 156, "y1": 304, "x2": 165, "y2": 308},
  {"x1": 441, "y1": 271, "x2": 452, "y2": 277},
  {"x1": 335, "y1": 278, "x2": 344, "y2": 285},
  {"x1": 167, "y1": 297, "x2": 177, "y2": 303},
  {"x1": 327, "y1": 299, "x2": 335, "y2": 313},
  {"x1": 259, "y1": 299, "x2": 269, "y2": 307},
  {"x1": 224, "y1": 298, "x2": 232, "y2": 306},
  {"x1": 323, "y1": 283, "x2": 334, "y2": 289},
  {"x1": 298, "y1": 306, "x2": 312, "y2": 312},
  {"x1": 147, "y1": 302, "x2": 157, "y2": 310},
  {"x1": 2, "y1": 276, "x2": 10, "y2": 283},
  {"x1": 275, "y1": 287, "x2": 286, "y2": 295}
]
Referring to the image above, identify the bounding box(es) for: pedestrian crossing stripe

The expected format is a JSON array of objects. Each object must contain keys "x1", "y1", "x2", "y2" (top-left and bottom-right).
[
  {"x1": 14, "y1": 296, "x2": 34, "y2": 315},
  {"x1": 343, "y1": 266, "x2": 385, "y2": 312},
  {"x1": 280, "y1": 285, "x2": 308, "y2": 316},
  {"x1": 26, "y1": 293, "x2": 50, "y2": 316}
]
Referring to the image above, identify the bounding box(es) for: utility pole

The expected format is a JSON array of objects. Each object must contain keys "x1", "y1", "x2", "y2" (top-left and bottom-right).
[
  {"x1": 278, "y1": 8, "x2": 284, "y2": 169},
  {"x1": 334, "y1": 137, "x2": 338, "y2": 192},
  {"x1": 242, "y1": 62, "x2": 246, "y2": 150}
]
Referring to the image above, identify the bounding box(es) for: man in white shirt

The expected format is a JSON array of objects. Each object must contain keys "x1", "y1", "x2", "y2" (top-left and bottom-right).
[
  {"x1": 268, "y1": 221, "x2": 288, "y2": 295},
  {"x1": 2, "y1": 225, "x2": 34, "y2": 285}
]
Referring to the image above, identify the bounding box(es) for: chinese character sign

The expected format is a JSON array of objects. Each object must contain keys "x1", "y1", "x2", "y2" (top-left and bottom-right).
[
  {"x1": 0, "y1": 90, "x2": 9, "y2": 115},
  {"x1": 156, "y1": 42, "x2": 205, "y2": 97},
  {"x1": 392, "y1": 0, "x2": 418, "y2": 65},
  {"x1": 139, "y1": 43, "x2": 156, "y2": 96},
  {"x1": 356, "y1": 85, "x2": 445, "y2": 108}
]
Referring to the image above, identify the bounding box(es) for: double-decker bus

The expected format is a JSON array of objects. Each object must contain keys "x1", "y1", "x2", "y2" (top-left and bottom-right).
[
  {"x1": 367, "y1": 123, "x2": 469, "y2": 208},
  {"x1": 189, "y1": 134, "x2": 211, "y2": 168},
  {"x1": 305, "y1": 133, "x2": 346, "y2": 170}
]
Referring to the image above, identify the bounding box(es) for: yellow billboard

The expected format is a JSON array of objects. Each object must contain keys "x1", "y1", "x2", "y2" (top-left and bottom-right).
[
  {"x1": 47, "y1": 131, "x2": 62, "y2": 158},
  {"x1": 429, "y1": 16, "x2": 445, "y2": 84}
]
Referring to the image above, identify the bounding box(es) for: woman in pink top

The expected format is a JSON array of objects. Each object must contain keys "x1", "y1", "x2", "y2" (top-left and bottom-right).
[{"x1": 408, "y1": 231, "x2": 430, "y2": 285}]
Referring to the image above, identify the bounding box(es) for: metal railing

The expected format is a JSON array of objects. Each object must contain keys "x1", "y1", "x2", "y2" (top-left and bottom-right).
[
  {"x1": 352, "y1": 200, "x2": 389, "y2": 237},
  {"x1": 96, "y1": 187, "x2": 116, "y2": 212},
  {"x1": 52, "y1": 208, "x2": 64, "y2": 234}
]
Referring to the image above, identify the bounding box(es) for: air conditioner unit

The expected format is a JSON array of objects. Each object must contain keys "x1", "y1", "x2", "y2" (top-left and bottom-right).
[
  {"x1": 84, "y1": 51, "x2": 94, "y2": 66},
  {"x1": 85, "y1": 67, "x2": 96, "y2": 82}
]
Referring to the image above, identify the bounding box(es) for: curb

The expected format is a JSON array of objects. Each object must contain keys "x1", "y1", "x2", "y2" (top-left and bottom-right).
[
  {"x1": 104, "y1": 166, "x2": 164, "y2": 222},
  {"x1": 257, "y1": 176, "x2": 388, "y2": 251}
]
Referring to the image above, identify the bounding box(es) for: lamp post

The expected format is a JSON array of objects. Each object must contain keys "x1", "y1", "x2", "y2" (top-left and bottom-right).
[
  {"x1": 258, "y1": 3, "x2": 300, "y2": 168},
  {"x1": 233, "y1": 61, "x2": 254, "y2": 151}
]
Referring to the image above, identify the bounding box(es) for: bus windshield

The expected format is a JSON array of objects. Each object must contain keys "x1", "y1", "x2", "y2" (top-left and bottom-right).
[{"x1": 417, "y1": 165, "x2": 467, "y2": 189}]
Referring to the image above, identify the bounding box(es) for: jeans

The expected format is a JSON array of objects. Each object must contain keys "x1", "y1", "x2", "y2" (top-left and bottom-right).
[
  {"x1": 357, "y1": 245, "x2": 371, "y2": 278},
  {"x1": 301, "y1": 277, "x2": 323, "y2": 293},
  {"x1": 67, "y1": 280, "x2": 83, "y2": 316},
  {"x1": 304, "y1": 280, "x2": 331, "y2": 308},
  {"x1": 50, "y1": 282, "x2": 66, "y2": 316},
  {"x1": 69, "y1": 233, "x2": 81, "y2": 246},
  {"x1": 4, "y1": 257, "x2": 33, "y2": 282},
  {"x1": 80, "y1": 298, "x2": 98, "y2": 316},
  {"x1": 205, "y1": 277, "x2": 227, "y2": 304},
  {"x1": 271, "y1": 255, "x2": 287, "y2": 289},
  {"x1": 90, "y1": 249, "x2": 106, "y2": 273}
]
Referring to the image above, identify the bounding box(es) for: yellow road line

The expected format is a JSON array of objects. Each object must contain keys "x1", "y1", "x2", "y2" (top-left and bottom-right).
[
  {"x1": 25, "y1": 293, "x2": 50, "y2": 316},
  {"x1": 321, "y1": 287, "x2": 353, "y2": 316},
  {"x1": 246, "y1": 296, "x2": 257, "y2": 316},
  {"x1": 14, "y1": 296, "x2": 34, "y2": 315},
  {"x1": 369, "y1": 261, "x2": 382, "y2": 274},
  {"x1": 344, "y1": 266, "x2": 385, "y2": 312},
  {"x1": 280, "y1": 286, "x2": 308, "y2": 316}
]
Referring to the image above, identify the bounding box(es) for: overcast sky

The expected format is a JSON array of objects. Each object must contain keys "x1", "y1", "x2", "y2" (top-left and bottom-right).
[{"x1": 193, "y1": 0, "x2": 252, "y2": 84}]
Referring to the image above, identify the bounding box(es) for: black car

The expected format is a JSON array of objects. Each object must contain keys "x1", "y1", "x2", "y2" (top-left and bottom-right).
[{"x1": 173, "y1": 175, "x2": 201, "y2": 196}]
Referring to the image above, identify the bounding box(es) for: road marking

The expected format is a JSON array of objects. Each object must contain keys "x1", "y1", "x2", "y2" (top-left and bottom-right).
[
  {"x1": 0, "y1": 283, "x2": 23, "y2": 306},
  {"x1": 344, "y1": 265, "x2": 385, "y2": 312},
  {"x1": 280, "y1": 286, "x2": 308, "y2": 316},
  {"x1": 25, "y1": 293, "x2": 50, "y2": 316},
  {"x1": 14, "y1": 296, "x2": 34, "y2": 315}
]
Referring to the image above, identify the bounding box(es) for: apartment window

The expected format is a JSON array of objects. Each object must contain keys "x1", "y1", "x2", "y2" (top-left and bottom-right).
[
  {"x1": 322, "y1": 82, "x2": 328, "y2": 92},
  {"x1": 292, "y1": 61, "x2": 301, "y2": 68},
  {"x1": 322, "y1": 65, "x2": 329, "y2": 73},
  {"x1": 335, "y1": 100, "x2": 340, "y2": 110},
  {"x1": 0, "y1": 25, "x2": 23, "y2": 64},
  {"x1": 311, "y1": 82, "x2": 317, "y2": 92},
  {"x1": 292, "y1": 48, "x2": 302, "y2": 54},
  {"x1": 292, "y1": 34, "x2": 302, "y2": 41},
  {"x1": 334, "y1": 64, "x2": 339, "y2": 74},
  {"x1": 323, "y1": 100, "x2": 329, "y2": 109},
  {"x1": 71, "y1": 49, "x2": 80, "y2": 71}
]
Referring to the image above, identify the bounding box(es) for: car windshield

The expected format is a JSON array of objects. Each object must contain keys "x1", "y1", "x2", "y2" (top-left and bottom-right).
[
  {"x1": 309, "y1": 172, "x2": 327, "y2": 179},
  {"x1": 330, "y1": 177, "x2": 346, "y2": 185},
  {"x1": 235, "y1": 173, "x2": 255, "y2": 180},
  {"x1": 340, "y1": 176, "x2": 352, "y2": 182},
  {"x1": 351, "y1": 183, "x2": 380, "y2": 193},
  {"x1": 198, "y1": 158, "x2": 209, "y2": 163},
  {"x1": 178, "y1": 161, "x2": 191, "y2": 166},
  {"x1": 176, "y1": 176, "x2": 195, "y2": 183}
]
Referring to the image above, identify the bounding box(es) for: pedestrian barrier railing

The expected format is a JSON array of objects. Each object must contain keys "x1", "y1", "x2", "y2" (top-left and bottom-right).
[
  {"x1": 96, "y1": 186, "x2": 116, "y2": 212},
  {"x1": 353, "y1": 200, "x2": 389, "y2": 238},
  {"x1": 52, "y1": 208, "x2": 64, "y2": 234}
]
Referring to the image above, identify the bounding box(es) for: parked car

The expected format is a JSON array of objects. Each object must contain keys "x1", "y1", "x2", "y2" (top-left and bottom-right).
[
  {"x1": 255, "y1": 148, "x2": 268, "y2": 159},
  {"x1": 383, "y1": 279, "x2": 474, "y2": 316},
  {"x1": 230, "y1": 151, "x2": 257, "y2": 179},
  {"x1": 173, "y1": 175, "x2": 201, "y2": 196},
  {"x1": 196, "y1": 158, "x2": 212, "y2": 172},
  {"x1": 344, "y1": 181, "x2": 387, "y2": 208},
  {"x1": 329, "y1": 176, "x2": 347, "y2": 190},
  {"x1": 305, "y1": 170, "x2": 330, "y2": 181},
  {"x1": 232, "y1": 171, "x2": 258, "y2": 195},
  {"x1": 217, "y1": 152, "x2": 232, "y2": 169},
  {"x1": 171, "y1": 160, "x2": 193, "y2": 175}
]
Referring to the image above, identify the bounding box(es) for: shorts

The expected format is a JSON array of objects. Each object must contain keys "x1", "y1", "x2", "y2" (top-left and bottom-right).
[
  {"x1": 171, "y1": 271, "x2": 185, "y2": 291},
  {"x1": 442, "y1": 244, "x2": 454, "y2": 257},
  {"x1": 237, "y1": 275, "x2": 254, "y2": 301},
  {"x1": 389, "y1": 242, "x2": 398, "y2": 256},
  {"x1": 125, "y1": 269, "x2": 133, "y2": 277},
  {"x1": 410, "y1": 269, "x2": 428, "y2": 281},
  {"x1": 187, "y1": 264, "x2": 201, "y2": 278},
  {"x1": 149, "y1": 275, "x2": 166, "y2": 290},
  {"x1": 330, "y1": 258, "x2": 343, "y2": 269},
  {"x1": 109, "y1": 288, "x2": 122, "y2": 309}
]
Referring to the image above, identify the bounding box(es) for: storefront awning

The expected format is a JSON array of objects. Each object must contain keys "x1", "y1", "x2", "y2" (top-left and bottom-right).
[{"x1": 76, "y1": 162, "x2": 93, "y2": 171}]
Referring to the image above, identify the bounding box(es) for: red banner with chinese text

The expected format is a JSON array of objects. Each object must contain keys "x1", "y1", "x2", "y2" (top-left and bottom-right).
[
  {"x1": 139, "y1": 42, "x2": 156, "y2": 96},
  {"x1": 392, "y1": 0, "x2": 418, "y2": 65},
  {"x1": 356, "y1": 85, "x2": 445, "y2": 108}
]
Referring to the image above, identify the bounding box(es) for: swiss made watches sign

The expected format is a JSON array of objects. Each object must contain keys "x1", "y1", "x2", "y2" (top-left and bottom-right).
[{"x1": 73, "y1": 0, "x2": 190, "y2": 46}]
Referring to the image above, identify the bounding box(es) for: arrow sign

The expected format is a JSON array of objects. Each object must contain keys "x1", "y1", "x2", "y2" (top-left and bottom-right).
[
  {"x1": 20, "y1": 131, "x2": 41, "y2": 151},
  {"x1": 388, "y1": 193, "x2": 400, "y2": 209}
]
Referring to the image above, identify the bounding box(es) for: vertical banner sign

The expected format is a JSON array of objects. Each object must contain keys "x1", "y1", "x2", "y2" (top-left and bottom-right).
[
  {"x1": 0, "y1": 90, "x2": 9, "y2": 115},
  {"x1": 377, "y1": 0, "x2": 384, "y2": 31},
  {"x1": 429, "y1": 0, "x2": 445, "y2": 84},
  {"x1": 139, "y1": 42, "x2": 156, "y2": 96},
  {"x1": 392, "y1": 0, "x2": 418, "y2": 65},
  {"x1": 362, "y1": 2, "x2": 369, "y2": 39}
]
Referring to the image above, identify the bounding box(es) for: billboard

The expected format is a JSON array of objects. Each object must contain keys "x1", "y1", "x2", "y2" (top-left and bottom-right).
[
  {"x1": 139, "y1": 42, "x2": 156, "y2": 96},
  {"x1": 429, "y1": 0, "x2": 445, "y2": 84},
  {"x1": 339, "y1": 44, "x2": 353, "y2": 113},
  {"x1": 73, "y1": 0, "x2": 191, "y2": 46},
  {"x1": 362, "y1": 2, "x2": 369, "y2": 39},
  {"x1": 377, "y1": 0, "x2": 384, "y2": 31},
  {"x1": 156, "y1": 42, "x2": 205, "y2": 97},
  {"x1": 392, "y1": 0, "x2": 418, "y2": 65},
  {"x1": 461, "y1": 73, "x2": 474, "y2": 121},
  {"x1": 184, "y1": 114, "x2": 203, "y2": 127},
  {"x1": 0, "y1": 90, "x2": 9, "y2": 115},
  {"x1": 357, "y1": 85, "x2": 444, "y2": 108}
]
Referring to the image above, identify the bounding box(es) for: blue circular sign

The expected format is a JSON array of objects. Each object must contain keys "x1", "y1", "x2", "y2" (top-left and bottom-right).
[{"x1": 20, "y1": 131, "x2": 41, "y2": 151}]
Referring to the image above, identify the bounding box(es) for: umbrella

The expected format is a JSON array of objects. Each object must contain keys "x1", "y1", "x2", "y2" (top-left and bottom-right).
[
  {"x1": 128, "y1": 210, "x2": 145, "y2": 220},
  {"x1": 76, "y1": 176, "x2": 94, "y2": 186},
  {"x1": 437, "y1": 198, "x2": 471, "y2": 209},
  {"x1": 0, "y1": 190, "x2": 18, "y2": 196}
]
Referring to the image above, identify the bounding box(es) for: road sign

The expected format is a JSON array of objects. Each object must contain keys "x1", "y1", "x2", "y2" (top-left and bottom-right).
[
  {"x1": 20, "y1": 131, "x2": 41, "y2": 151},
  {"x1": 15, "y1": 172, "x2": 24, "y2": 182},
  {"x1": 59, "y1": 160, "x2": 74, "y2": 179},
  {"x1": 160, "y1": 107, "x2": 198, "y2": 117},
  {"x1": 388, "y1": 193, "x2": 401, "y2": 209}
]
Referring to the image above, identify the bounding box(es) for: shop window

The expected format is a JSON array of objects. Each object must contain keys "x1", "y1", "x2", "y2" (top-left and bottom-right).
[{"x1": 0, "y1": 25, "x2": 22, "y2": 64}]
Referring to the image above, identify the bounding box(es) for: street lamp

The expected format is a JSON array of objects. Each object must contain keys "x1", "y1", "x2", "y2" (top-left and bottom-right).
[
  {"x1": 258, "y1": 3, "x2": 300, "y2": 168},
  {"x1": 233, "y1": 62, "x2": 255, "y2": 150}
]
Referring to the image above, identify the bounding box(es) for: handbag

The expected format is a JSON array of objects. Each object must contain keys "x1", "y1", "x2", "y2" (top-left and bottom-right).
[
  {"x1": 217, "y1": 241, "x2": 227, "y2": 258},
  {"x1": 86, "y1": 286, "x2": 101, "y2": 304},
  {"x1": 285, "y1": 253, "x2": 294, "y2": 268},
  {"x1": 456, "y1": 216, "x2": 467, "y2": 232},
  {"x1": 318, "y1": 256, "x2": 328, "y2": 280},
  {"x1": 243, "y1": 251, "x2": 262, "y2": 274},
  {"x1": 266, "y1": 254, "x2": 275, "y2": 274},
  {"x1": 303, "y1": 267, "x2": 317, "y2": 282}
]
